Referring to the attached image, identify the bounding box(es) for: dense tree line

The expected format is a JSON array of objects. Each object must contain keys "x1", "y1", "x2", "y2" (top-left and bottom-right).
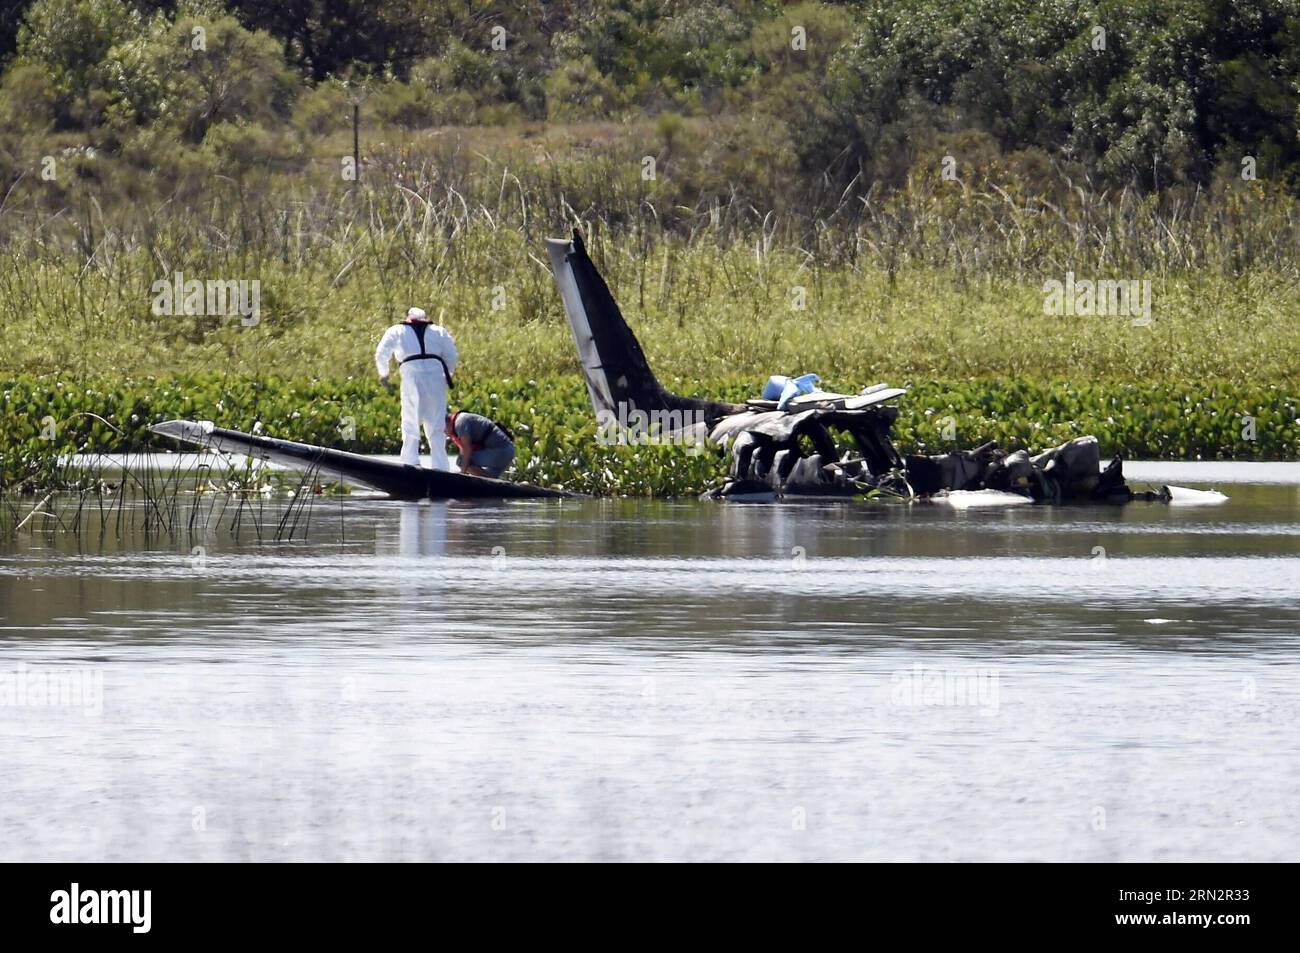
[{"x1": 2, "y1": 0, "x2": 1299, "y2": 198}]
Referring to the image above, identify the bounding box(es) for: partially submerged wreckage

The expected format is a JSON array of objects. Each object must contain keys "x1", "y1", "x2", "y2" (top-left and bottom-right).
[{"x1": 545, "y1": 231, "x2": 1172, "y2": 505}]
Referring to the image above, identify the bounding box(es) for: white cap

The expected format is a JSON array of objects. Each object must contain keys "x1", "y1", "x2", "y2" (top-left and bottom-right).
[{"x1": 406, "y1": 307, "x2": 428, "y2": 321}]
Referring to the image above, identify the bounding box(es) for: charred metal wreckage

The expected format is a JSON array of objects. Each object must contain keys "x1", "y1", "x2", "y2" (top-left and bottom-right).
[{"x1": 545, "y1": 230, "x2": 1168, "y2": 504}]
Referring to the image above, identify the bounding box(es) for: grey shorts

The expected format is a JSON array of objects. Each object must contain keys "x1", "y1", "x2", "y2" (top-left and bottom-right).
[{"x1": 469, "y1": 446, "x2": 514, "y2": 478}]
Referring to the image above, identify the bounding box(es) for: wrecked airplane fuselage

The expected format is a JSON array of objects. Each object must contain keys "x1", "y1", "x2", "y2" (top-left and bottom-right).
[{"x1": 544, "y1": 230, "x2": 1161, "y2": 504}]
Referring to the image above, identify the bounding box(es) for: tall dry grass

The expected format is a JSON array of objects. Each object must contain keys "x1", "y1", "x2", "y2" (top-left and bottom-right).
[{"x1": 2, "y1": 132, "x2": 1299, "y2": 385}]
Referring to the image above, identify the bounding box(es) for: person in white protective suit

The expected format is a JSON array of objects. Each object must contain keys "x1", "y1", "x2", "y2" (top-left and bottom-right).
[{"x1": 375, "y1": 307, "x2": 459, "y2": 469}]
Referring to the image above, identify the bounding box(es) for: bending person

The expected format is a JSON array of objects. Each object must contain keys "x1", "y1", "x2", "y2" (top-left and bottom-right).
[
  {"x1": 375, "y1": 307, "x2": 458, "y2": 469},
  {"x1": 447, "y1": 411, "x2": 516, "y2": 479}
]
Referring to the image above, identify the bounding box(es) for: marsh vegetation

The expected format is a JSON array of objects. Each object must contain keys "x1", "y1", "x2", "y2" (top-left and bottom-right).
[{"x1": 3, "y1": 1, "x2": 1298, "y2": 495}]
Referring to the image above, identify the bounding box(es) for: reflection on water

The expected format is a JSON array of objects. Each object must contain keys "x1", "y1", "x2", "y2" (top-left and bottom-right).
[
  {"x1": 1, "y1": 475, "x2": 1299, "y2": 861},
  {"x1": 396, "y1": 501, "x2": 448, "y2": 558}
]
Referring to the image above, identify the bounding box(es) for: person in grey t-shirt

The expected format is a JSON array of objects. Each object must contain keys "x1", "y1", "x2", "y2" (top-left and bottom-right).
[{"x1": 446, "y1": 411, "x2": 516, "y2": 479}]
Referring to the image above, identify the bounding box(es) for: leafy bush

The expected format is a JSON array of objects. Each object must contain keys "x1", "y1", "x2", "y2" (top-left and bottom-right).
[
  {"x1": 545, "y1": 56, "x2": 619, "y2": 120},
  {"x1": 15, "y1": 0, "x2": 145, "y2": 127},
  {"x1": 291, "y1": 79, "x2": 352, "y2": 137}
]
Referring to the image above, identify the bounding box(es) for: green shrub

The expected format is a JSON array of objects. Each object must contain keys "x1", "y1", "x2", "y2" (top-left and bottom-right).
[
  {"x1": 545, "y1": 56, "x2": 619, "y2": 120},
  {"x1": 292, "y1": 79, "x2": 352, "y2": 138}
]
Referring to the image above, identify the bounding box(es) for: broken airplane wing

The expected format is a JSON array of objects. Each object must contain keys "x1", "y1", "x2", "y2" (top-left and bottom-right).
[{"x1": 149, "y1": 420, "x2": 571, "y2": 500}]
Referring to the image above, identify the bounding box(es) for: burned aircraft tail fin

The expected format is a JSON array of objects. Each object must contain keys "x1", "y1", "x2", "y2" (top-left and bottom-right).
[{"x1": 545, "y1": 231, "x2": 741, "y2": 429}]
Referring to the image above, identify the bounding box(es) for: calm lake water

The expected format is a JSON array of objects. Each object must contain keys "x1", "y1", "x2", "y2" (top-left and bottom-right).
[{"x1": 2, "y1": 464, "x2": 1298, "y2": 861}]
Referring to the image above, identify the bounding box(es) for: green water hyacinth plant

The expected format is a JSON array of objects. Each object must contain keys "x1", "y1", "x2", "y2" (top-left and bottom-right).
[{"x1": 2, "y1": 375, "x2": 1296, "y2": 496}]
